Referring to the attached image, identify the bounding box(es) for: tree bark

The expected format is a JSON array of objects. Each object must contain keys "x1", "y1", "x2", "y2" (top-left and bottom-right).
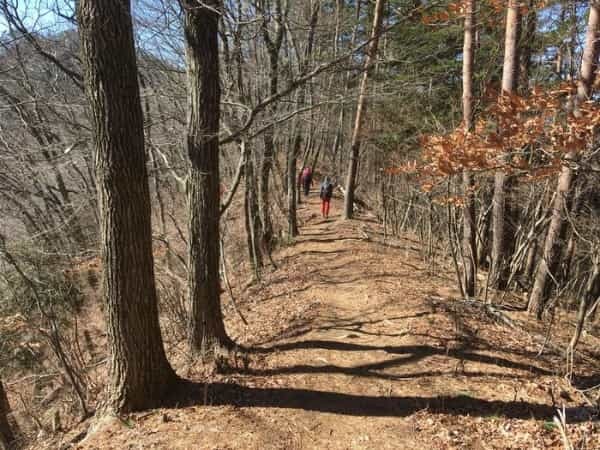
[
  {"x1": 528, "y1": 1, "x2": 600, "y2": 318},
  {"x1": 490, "y1": 0, "x2": 520, "y2": 289},
  {"x1": 527, "y1": 163, "x2": 574, "y2": 316},
  {"x1": 244, "y1": 144, "x2": 263, "y2": 276},
  {"x1": 287, "y1": 124, "x2": 300, "y2": 237},
  {"x1": 570, "y1": 257, "x2": 600, "y2": 351},
  {"x1": 519, "y1": 0, "x2": 537, "y2": 93},
  {"x1": 78, "y1": 0, "x2": 177, "y2": 413},
  {"x1": 343, "y1": 0, "x2": 386, "y2": 219},
  {"x1": 182, "y1": 0, "x2": 232, "y2": 358},
  {"x1": 0, "y1": 381, "x2": 15, "y2": 449},
  {"x1": 462, "y1": 0, "x2": 477, "y2": 297}
]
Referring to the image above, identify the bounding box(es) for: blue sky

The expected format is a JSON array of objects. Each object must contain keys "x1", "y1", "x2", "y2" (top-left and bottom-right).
[
  {"x1": 0, "y1": 0, "x2": 184, "y2": 64},
  {"x1": 0, "y1": 0, "x2": 76, "y2": 36}
]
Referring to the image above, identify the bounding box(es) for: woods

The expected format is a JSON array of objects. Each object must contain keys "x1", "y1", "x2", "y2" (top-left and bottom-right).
[
  {"x1": 529, "y1": 0, "x2": 600, "y2": 319},
  {"x1": 0, "y1": 0, "x2": 599, "y2": 448}
]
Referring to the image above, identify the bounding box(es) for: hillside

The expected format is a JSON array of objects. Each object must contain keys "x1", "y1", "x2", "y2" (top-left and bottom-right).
[{"x1": 50, "y1": 192, "x2": 599, "y2": 450}]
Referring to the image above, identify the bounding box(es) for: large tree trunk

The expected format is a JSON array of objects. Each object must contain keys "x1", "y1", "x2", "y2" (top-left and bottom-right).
[
  {"x1": 343, "y1": 0, "x2": 386, "y2": 219},
  {"x1": 182, "y1": 0, "x2": 232, "y2": 358},
  {"x1": 0, "y1": 381, "x2": 15, "y2": 449},
  {"x1": 490, "y1": 0, "x2": 521, "y2": 289},
  {"x1": 462, "y1": 0, "x2": 477, "y2": 298},
  {"x1": 528, "y1": 2, "x2": 600, "y2": 318},
  {"x1": 78, "y1": 0, "x2": 177, "y2": 413}
]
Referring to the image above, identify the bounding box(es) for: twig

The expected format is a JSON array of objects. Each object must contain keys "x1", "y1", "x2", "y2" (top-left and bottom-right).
[{"x1": 553, "y1": 406, "x2": 573, "y2": 450}]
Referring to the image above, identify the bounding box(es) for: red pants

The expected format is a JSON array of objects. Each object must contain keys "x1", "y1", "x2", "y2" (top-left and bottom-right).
[{"x1": 321, "y1": 199, "x2": 331, "y2": 217}]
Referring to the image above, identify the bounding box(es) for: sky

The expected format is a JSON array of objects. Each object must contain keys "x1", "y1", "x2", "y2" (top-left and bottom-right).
[
  {"x1": 0, "y1": 0, "x2": 592, "y2": 72},
  {"x1": 0, "y1": 0, "x2": 76, "y2": 36},
  {"x1": 0, "y1": 0, "x2": 185, "y2": 65}
]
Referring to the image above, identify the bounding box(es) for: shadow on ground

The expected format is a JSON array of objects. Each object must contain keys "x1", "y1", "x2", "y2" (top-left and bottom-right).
[{"x1": 170, "y1": 380, "x2": 597, "y2": 422}]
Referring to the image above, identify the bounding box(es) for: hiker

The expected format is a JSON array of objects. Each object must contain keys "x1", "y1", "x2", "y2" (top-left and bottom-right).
[
  {"x1": 301, "y1": 166, "x2": 313, "y2": 196},
  {"x1": 319, "y1": 176, "x2": 334, "y2": 219},
  {"x1": 297, "y1": 167, "x2": 304, "y2": 192}
]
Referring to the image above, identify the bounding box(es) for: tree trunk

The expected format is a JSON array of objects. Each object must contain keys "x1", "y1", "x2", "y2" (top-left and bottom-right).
[
  {"x1": 260, "y1": 0, "x2": 285, "y2": 250},
  {"x1": 287, "y1": 101, "x2": 300, "y2": 238},
  {"x1": 244, "y1": 144, "x2": 263, "y2": 276},
  {"x1": 287, "y1": 1, "x2": 320, "y2": 237},
  {"x1": 569, "y1": 257, "x2": 600, "y2": 351},
  {"x1": 476, "y1": 191, "x2": 492, "y2": 269},
  {"x1": 528, "y1": 2, "x2": 599, "y2": 318},
  {"x1": 523, "y1": 236, "x2": 538, "y2": 277},
  {"x1": 519, "y1": 0, "x2": 536, "y2": 93},
  {"x1": 558, "y1": 184, "x2": 583, "y2": 286},
  {"x1": 576, "y1": 2, "x2": 600, "y2": 102},
  {"x1": 78, "y1": 0, "x2": 177, "y2": 413},
  {"x1": 261, "y1": 128, "x2": 276, "y2": 244},
  {"x1": 462, "y1": 0, "x2": 477, "y2": 297},
  {"x1": 343, "y1": 0, "x2": 386, "y2": 219},
  {"x1": 490, "y1": 0, "x2": 521, "y2": 289},
  {"x1": 0, "y1": 381, "x2": 15, "y2": 449},
  {"x1": 527, "y1": 163, "x2": 574, "y2": 316},
  {"x1": 182, "y1": 0, "x2": 232, "y2": 358},
  {"x1": 139, "y1": 74, "x2": 168, "y2": 240}
]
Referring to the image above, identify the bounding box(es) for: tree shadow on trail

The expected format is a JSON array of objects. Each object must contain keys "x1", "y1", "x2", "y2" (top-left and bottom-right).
[
  {"x1": 252, "y1": 312, "x2": 430, "y2": 346},
  {"x1": 244, "y1": 340, "x2": 556, "y2": 378},
  {"x1": 170, "y1": 380, "x2": 597, "y2": 422}
]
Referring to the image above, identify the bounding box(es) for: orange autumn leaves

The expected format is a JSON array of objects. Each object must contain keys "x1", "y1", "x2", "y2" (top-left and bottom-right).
[
  {"x1": 422, "y1": 0, "x2": 548, "y2": 25},
  {"x1": 386, "y1": 83, "x2": 600, "y2": 196}
]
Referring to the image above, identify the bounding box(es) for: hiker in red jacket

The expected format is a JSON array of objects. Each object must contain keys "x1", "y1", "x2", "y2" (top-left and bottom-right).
[
  {"x1": 319, "y1": 176, "x2": 334, "y2": 219},
  {"x1": 301, "y1": 166, "x2": 313, "y2": 197}
]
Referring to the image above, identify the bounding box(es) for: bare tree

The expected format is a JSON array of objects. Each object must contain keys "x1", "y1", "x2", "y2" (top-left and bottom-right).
[
  {"x1": 343, "y1": 0, "x2": 386, "y2": 219},
  {"x1": 259, "y1": 0, "x2": 286, "y2": 248},
  {"x1": 181, "y1": 0, "x2": 233, "y2": 358},
  {"x1": 78, "y1": 0, "x2": 178, "y2": 412},
  {"x1": 528, "y1": 1, "x2": 600, "y2": 318},
  {"x1": 286, "y1": 1, "x2": 320, "y2": 237},
  {"x1": 490, "y1": 0, "x2": 521, "y2": 289},
  {"x1": 462, "y1": 0, "x2": 477, "y2": 297}
]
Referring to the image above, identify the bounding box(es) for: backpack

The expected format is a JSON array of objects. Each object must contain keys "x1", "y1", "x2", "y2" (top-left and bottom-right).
[{"x1": 321, "y1": 182, "x2": 333, "y2": 200}]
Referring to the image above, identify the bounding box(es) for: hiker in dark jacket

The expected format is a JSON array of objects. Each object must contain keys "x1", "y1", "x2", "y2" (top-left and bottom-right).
[{"x1": 319, "y1": 176, "x2": 334, "y2": 219}]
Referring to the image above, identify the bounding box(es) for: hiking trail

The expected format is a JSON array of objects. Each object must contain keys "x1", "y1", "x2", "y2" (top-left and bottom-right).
[{"x1": 74, "y1": 192, "x2": 598, "y2": 450}]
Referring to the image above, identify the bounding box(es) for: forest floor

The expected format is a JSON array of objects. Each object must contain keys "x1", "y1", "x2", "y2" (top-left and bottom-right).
[{"x1": 68, "y1": 192, "x2": 598, "y2": 449}]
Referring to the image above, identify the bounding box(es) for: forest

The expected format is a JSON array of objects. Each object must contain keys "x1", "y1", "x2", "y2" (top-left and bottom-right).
[{"x1": 0, "y1": 0, "x2": 599, "y2": 448}]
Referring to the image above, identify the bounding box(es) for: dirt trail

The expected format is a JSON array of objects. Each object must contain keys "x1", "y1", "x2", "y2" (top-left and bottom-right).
[{"x1": 75, "y1": 193, "x2": 598, "y2": 450}]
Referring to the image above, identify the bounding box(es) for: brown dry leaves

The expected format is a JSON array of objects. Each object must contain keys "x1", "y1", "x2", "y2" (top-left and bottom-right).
[{"x1": 386, "y1": 83, "x2": 600, "y2": 197}]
